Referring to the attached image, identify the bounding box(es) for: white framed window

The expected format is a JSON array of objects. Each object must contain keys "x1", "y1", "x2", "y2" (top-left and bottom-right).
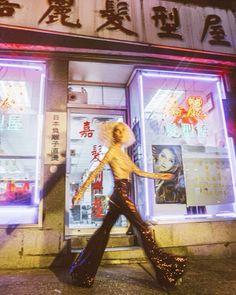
[
  {"x1": 0, "y1": 59, "x2": 45, "y2": 225},
  {"x1": 129, "y1": 69, "x2": 236, "y2": 223}
]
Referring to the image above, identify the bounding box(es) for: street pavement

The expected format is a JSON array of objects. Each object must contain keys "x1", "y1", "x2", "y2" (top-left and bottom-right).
[{"x1": 1, "y1": 258, "x2": 236, "y2": 295}]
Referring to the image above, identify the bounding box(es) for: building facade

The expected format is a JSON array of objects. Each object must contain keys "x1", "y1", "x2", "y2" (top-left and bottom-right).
[{"x1": 0, "y1": 0, "x2": 236, "y2": 268}]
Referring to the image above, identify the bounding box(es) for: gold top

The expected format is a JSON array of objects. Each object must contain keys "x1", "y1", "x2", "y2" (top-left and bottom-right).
[{"x1": 72, "y1": 143, "x2": 173, "y2": 205}]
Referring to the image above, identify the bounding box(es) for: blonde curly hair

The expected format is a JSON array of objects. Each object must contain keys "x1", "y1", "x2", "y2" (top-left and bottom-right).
[{"x1": 98, "y1": 121, "x2": 136, "y2": 148}]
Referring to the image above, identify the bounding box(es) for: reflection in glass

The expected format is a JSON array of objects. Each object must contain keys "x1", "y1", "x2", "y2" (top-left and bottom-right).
[{"x1": 67, "y1": 113, "x2": 127, "y2": 229}]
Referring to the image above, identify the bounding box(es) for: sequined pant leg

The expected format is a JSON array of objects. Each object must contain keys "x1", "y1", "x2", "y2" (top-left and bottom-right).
[
  {"x1": 69, "y1": 200, "x2": 120, "y2": 287},
  {"x1": 114, "y1": 180, "x2": 187, "y2": 289},
  {"x1": 70, "y1": 179, "x2": 186, "y2": 288}
]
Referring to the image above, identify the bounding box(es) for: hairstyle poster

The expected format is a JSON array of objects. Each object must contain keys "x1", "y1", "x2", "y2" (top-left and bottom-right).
[{"x1": 152, "y1": 145, "x2": 186, "y2": 204}]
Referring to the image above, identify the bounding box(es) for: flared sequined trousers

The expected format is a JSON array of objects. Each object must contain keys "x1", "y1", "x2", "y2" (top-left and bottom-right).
[{"x1": 69, "y1": 179, "x2": 187, "y2": 288}]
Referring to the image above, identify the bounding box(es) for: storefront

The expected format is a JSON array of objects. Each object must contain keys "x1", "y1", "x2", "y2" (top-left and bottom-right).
[{"x1": 0, "y1": 0, "x2": 236, "y2": 268}]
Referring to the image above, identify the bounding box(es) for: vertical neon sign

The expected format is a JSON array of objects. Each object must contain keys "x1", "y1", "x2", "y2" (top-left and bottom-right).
[{"x1": 138, "y1": 74, "x2": 150, "y2": 217}]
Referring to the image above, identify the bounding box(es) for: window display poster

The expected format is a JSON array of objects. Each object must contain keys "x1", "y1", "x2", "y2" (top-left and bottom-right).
[{"x1": 152, "y1": 145, "x2": 186, "y2": 204}]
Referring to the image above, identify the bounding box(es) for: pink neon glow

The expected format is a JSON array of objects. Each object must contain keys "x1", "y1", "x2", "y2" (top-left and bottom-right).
[
  {"x1": 138, "y1": 74, "x2": 150, "y2": 217},
  {"x1": 153, "y1": 214, "x2": 213, "y2": 221},
  {"x1": 143, "y1": 72, "x2": 218, "y2": 81},
  {"x1": 0, "y1": 62, "x2": 43, "y2": 70},
  {"x1": 217, "y1": 80, "x2": 236, "y2": 212},
  {"x1": 34, "y1": 73, "x2": 45, "y2": 205}
]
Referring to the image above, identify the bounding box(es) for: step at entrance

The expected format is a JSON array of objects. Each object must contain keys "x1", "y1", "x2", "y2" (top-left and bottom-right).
[
  {"x1": 70, "y1": 234, "x2": 147, "y2": 264},
  {"x1": 71, "y1": 234, "x2": 137, "y2": 249}
]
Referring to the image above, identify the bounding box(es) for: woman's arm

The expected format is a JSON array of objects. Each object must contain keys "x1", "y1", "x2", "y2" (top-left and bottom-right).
[
  {"x1": 131, "y1": 160, "x2": 174, "y2": 181},
  {"x1": 72, "y1": 148, "x2": 113, "y2": 206}
]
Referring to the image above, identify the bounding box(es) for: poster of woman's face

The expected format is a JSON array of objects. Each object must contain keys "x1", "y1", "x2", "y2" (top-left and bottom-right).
[{"x1": 152, "y1": 145, "x2": 186, "y2": 204}]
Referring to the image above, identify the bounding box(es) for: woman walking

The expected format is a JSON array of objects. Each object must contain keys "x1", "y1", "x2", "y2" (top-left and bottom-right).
[{"x1": 70, "y1": 121, "x2": 187, "y2": 290}]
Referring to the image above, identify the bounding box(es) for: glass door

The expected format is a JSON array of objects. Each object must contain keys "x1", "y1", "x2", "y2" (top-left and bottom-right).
[{"x1": 65, "y1": 109, "x2": 128, "y2": 236}]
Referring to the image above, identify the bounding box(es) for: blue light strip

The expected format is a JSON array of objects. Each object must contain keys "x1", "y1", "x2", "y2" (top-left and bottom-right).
[
  {"x1": 217, "y1": 79, "x2": 236, "y2": 212},
  {"x1": 143, "y1": 71, "x2": 218, "y2": 81},
  {"x1": 138, "y1": 73, "x2": 150, "y2": 217},
  {"x1": 34, "y1": 73, "x2": 45, "y2": 205},
  {"x1": 0, "y1": 62, "x2": 43, "y2": 70}
]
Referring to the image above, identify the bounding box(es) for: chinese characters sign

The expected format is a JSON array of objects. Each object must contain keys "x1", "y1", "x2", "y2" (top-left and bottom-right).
[
  {"x1": 1, "y1": 0, "x2": 235, "y2": 54},
  {"x1": 165, "y1": 96, "x2": 208, "y2": 139},
  {"x1": 171, "y1": 96, "x2": 206, "y2": 126},
  {"x1": 45, "y1": 112, "x2": 67, "y2": 164}
]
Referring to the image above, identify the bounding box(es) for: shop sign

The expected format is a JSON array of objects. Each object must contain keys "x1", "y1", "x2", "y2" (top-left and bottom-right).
[
  {"x1": 45, "y1": 112, "x2": 67, "y2": 165},
  {"x1": 0, "y1": 0, "x2": 236, "y2": 54},
  {"x1": 158, "y1": 95, "x2": 208, "y2": 139}
]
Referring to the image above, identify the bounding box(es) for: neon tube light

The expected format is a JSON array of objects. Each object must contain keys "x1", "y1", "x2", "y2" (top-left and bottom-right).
[
  {"x1": 34, "y1": 73, "x2": 45, "y2": 204},
  {"x1": 0, "y1": 58, "x2": 44, "y2": 64},
  {"x1": 139, "y1": 74, "x2": 150, "y2": 217},
  {"x1": 217, "y1": 80, "x2": 236, "y2": 212},
  {"x1": 215, "y1": 212, "x2": 236, "y2": 218},
  {"x1": 228, "y1": 138, "x2": 236, "y2": 213},
  {"x1": 142, "y1": 70, "x2": 218, "y2": 80},
  {"x1": 152, "y1": 212, "x2": 236, "y2": 221},
  {"x1": 143, "y1": 72, "x2": 218, "y2": 81},
  {"x1": 152, "y1": 214, "x2": 213, "y2": 221},
  {"x1": 142, "y1": 69, "x2": 217, "y2": 77},
  {"x1": 0, "y1": 62, "x2": 43, "y2": 70}
]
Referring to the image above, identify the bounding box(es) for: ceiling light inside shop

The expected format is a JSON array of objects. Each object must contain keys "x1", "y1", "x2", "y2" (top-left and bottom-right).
[{"x1": 144, "y1": 89, "x2": 185, "y2": 114}]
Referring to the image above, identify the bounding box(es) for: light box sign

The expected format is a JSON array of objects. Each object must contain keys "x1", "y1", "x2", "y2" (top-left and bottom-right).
[
  {"x1": 167, "y1": 95, "x2": 208, "y2": 139},
  {"x1": 0, "y1": 0, "x2": 235, "y2": 54}
]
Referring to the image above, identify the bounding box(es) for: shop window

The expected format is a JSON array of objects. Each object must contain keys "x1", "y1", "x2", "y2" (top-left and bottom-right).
[
  {"x1": 129, "y1": 69, "x2": 236, "y2": 222},
  {"x1": 0, "y1": 60, "x2": 45, "y2": 225}
]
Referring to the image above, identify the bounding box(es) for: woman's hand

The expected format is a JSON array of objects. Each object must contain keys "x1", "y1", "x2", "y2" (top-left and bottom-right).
[
  {"x1": 71, "y1": 190, "x2": 83, "y2": 208},
  {"x1": 156, "y1": 173, "x2": 175, "y2": 181}
]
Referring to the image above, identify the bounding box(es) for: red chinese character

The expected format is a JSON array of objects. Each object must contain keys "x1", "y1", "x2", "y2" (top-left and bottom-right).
[
  {"x1": 91, "y1": 144, "x2": 102, "y2": 162},
  {"x1": 79, "y1": 120, "x2": 95, "y2": 138}
]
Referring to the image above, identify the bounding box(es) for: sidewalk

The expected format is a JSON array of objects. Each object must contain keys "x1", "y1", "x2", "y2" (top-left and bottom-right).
[{"x1": 1, "y1": 258, "x2": 236, "y2": 295}]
